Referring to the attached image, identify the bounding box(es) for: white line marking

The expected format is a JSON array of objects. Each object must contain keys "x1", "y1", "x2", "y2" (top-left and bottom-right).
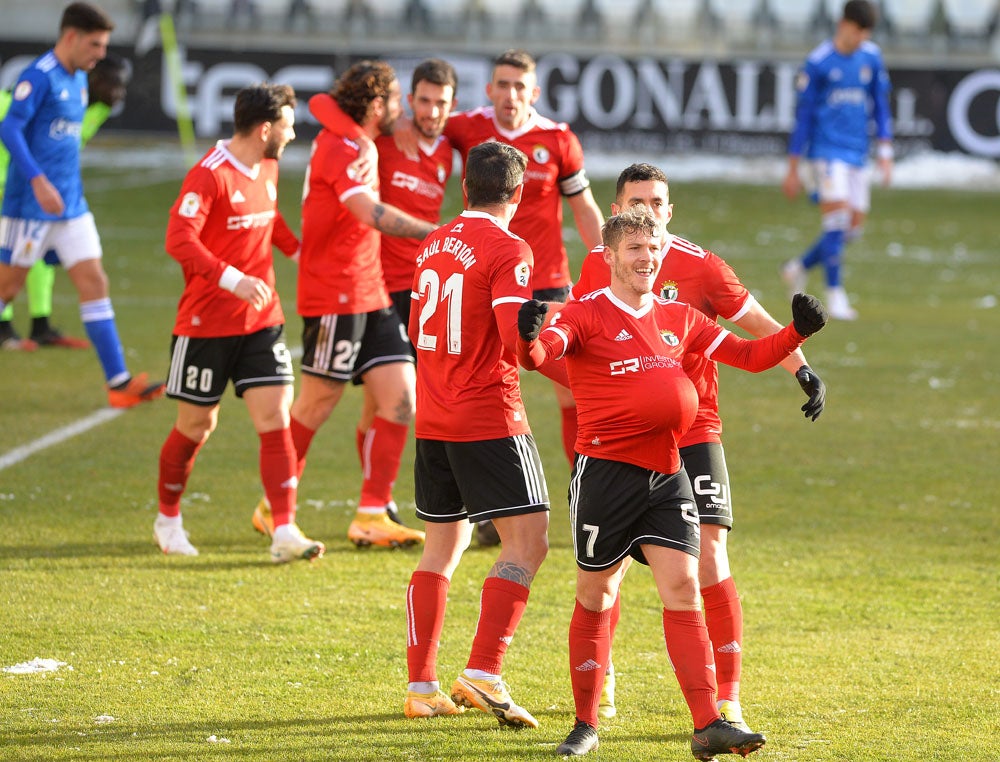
[
  {"x1": 0, "y1": 408, "x2": 124, "y2": 471},
  {"x1": 0, "y1": 346, "x2": 305, "y2": 472}
]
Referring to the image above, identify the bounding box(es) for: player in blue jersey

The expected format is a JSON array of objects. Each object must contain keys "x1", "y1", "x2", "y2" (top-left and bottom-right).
[
  {"x1": 0, "y1": 54, "x2": 129, "y2": 351},
  {"x1": 781, "y1": 0, "x2": 892, "y2": 321},
  {"x1": 0, "y1": 3, "x2": 163, "y2": 407}
]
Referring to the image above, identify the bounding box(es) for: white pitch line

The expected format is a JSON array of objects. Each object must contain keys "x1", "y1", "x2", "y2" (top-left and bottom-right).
[
  {"x1": 0, "y1": 408, "x2": 124, "y2": 471},
  {"x1": 0, "y1": 347, "x2": 304, "y2": 473}
]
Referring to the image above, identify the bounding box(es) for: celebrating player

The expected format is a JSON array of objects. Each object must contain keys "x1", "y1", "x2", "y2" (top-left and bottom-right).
[
  {"x1": 156, "y1": 83, "x2": 323, "y2": 564},
  {"x1": 572, "y1": 162, "x2": 828, "y2": 724},
  {"x1": 517, "y1": 206, "x2": 827, "y2": 759},
  {"x1": 0, "y1": 2, "x2": 163, "y2": 406},
  {"x1": 402, "y1": 141, "x2": 567, "y2": 725},
  {"x1": 781, "y1": 0, "x2": 893, "y2": 320},
  {"x1": 279, "y1": 60, "x2": 437, "y2": 550},
  {"x1": 293, "y1": 57, "x2": 457, "y2": 532}
]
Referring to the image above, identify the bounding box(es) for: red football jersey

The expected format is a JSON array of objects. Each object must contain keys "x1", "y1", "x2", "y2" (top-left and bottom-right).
[
  {"x1": 533, "y1": 289, "x2": 801, "y2": 474},
  {"x1": 376, "y1": 133, "x2": 453, "y2": 293},
  {"x1": 445, "y1": 107, "x2": 590, "y2": 291},
  {"x1": 571, "y1": 235, "x2": 753, "y2": 447},
  {"x1": 297, "y1": 130, "x2": 389, "y2": 317},
  {"x1": 165, "y1": 141, "x2": 298, "y2": 338},
  {"x1": 409, "y1": 210, "x2": 534, "y2": 441}
]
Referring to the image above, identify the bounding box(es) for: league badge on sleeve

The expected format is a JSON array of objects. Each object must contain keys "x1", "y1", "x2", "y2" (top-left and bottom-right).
[
  {"x1": 13, "y1": 81, "x2": 32, "y2": 101},
  {"x1": 514, "y1": 261, "x2": 530, "y2": 287},
  {"x1": 178, "y1": 192, "x2": 201, "y2": 218}
]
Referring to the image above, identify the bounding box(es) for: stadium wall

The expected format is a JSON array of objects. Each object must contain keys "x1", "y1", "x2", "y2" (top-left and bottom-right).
[{"x1": 1, "y1": 41, "x2": 999, "y2": 159}]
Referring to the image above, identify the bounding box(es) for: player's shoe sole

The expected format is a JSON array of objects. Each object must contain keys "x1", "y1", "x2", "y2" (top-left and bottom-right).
[
  {"x1": 556, "y1": 720, "x2": 599, "y2": 755},
  {"x1": 108, "y1": 372, "x2": 165, "y2": 408},
  {"x1": 252, "y1": 497, "x2": 274, "y2": 537},
  {"x1": 270, "y1": 523, "x2": 325, "y2": 564},
  {"x1": 32, "y1": 329, "x2": 89, "y2": 349},
  {"x1": 347, "y1": 512, "x2": 424, "y2": 548},
  {"x1": 403, "y1": 689, "x2": 464, "y2": 718},
  {"x1": 450, "y1": 674, "x2": 538, "y2": 729},
  {"x1": 691, "y1": 718, "x2": 766, "y2": 760}
]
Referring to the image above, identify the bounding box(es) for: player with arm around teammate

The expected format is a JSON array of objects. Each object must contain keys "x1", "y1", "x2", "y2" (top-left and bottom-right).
[
  {"x1": 309, "y1": 49, "x2": 604, "y2": 480},
  {"x1": 517, "y1": 206, "x2": 827, "y2": 759},
  {"x1": 269, "y1": 57, "x2": 457, "y2": 535},
  {"x1": 284, "y1": 60, "x2": 438, "y2": 551},
  {"x1": 402, "y1": 141, "x2": 569, "y2": 726},
  {"x1": 155, "y1": 83, "x2": 324, "y2": 564},
  {"x1": 0, "y1": 2, "x2": 163, "y2": 406},
  {"x1": 780, "y1": 0, "x2": 892, "y2": 320},
  {"x1": 572, "y1": 163, "x2": 827, "y2": 725}
]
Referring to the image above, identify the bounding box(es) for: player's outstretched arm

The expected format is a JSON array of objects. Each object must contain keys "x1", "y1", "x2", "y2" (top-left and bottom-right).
[{"x1": 733, "y1": 301, "x2": 826, "y2": 420}]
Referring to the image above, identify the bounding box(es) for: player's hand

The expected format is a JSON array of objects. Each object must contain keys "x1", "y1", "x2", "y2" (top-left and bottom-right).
[
  {"x1": 347, "y1": 136, "x2": 378, "y2": 186},
  {"x1": 234, "y1": 276, "x2": 273, "y2": 311},
  {"x1": 791, "y1": 293, "x2": 827, "y2": 337},
  {"x1": 518, "y1": 299, "x2": 548, "y2": 342},
  {"x1": 391, "y1": 116, "x2": 419, "y2": 161},
  {"x1": 30, "y1": 175, "x2": 65, "y2": 216},
  {"x1": 795, "y1": 364, "x2": 826, "y2": 422},
  {"x1": 781, "y1": 170, "x2": 801, "y2": 200}
]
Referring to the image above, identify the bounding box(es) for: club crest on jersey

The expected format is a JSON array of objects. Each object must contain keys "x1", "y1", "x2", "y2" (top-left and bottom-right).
[
  {"x1": 660, "y1": 280, "x2": 678, "y2": 301},
  {"x1": 532, "y1": 145, "x2": 549, "y2": 164},
  {"x1": 437, "y1": 164, "x2": 447, "y2": 184},
  {"x1": 13, "y1": 81, "x2": 32, "y2": 100},
  {"x1": 659, "y1": 329, "x2": 679, "y2": 346},
  {"x1": 514, "y1": 261, "x2": 530, "y2": 287},
  {"x1": 860, "y1": 65, "x2": 872, "y2": 85},
  {"x1": 266, "y1": 180, "x2": 277, "y2": 201}
]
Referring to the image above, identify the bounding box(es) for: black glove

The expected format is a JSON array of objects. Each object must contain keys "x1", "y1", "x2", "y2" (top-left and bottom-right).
[
  {"x1": 795, "y1": 364, "x2": 826, "y2": 422},
  {"x1": 792, "y1": 293, "x2": 827, "y2": 337},
  {"x1": 518, "y1": 299, "x2": 548, "y2": 342}
]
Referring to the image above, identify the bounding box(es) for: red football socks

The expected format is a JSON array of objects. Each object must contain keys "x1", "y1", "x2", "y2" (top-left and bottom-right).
[
  {"x1": 466, "y1": 577, "x2": 530, "y2": 675},
  {"x1": 663, "y1": 608, "x2": 720, "y2": 730},
  {"x1": 568, "y1": 600, "x2": 613, "y2": 727},
  {"x1": 702, "y1": 576, "x2": 743, "y2": 702},
  {"x1": 359, "y1": 416, "x2": 408, "y2": 508},
  {"x1": 157, "y1": 427, "x2": 202, "y2": 517},
  {"x1": 405, "y1": 571, "x2": 450, "y2": 683},
  {"x1": 259, "y1": 427, "x2": 297, "y2": 528}
]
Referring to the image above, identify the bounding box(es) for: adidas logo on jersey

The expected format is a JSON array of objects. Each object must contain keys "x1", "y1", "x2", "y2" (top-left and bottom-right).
[
  {"x1": 230, "y1": 190, "x2": 246, "y2": 204},
  {"x1": 614, "y1": 329, "x2": 633, "y2": 342},
  {"x1": 574, "y1": 659, "x2": 604, "y2": 672}
]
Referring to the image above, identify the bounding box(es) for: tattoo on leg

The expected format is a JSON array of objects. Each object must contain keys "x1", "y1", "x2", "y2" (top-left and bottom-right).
[
  {"x1": 394, "y1": 389, "x2": 413, "y2": 424},
  {"x1": 488, "y1": 561, "x2": 533, "y2": 588}
]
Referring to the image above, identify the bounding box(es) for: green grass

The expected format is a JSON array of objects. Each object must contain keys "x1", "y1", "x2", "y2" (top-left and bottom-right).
[{"x1": 1, "y1": 149, "x2": 998, "y2": 761}]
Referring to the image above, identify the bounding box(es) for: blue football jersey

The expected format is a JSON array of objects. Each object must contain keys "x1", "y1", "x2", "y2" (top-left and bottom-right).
[
  {"x1": 788, "y1": 39, "x2": 892, "y2": 167},
  {"x1": 0, "y1": 50, "x2": 89, "y2": 220}
]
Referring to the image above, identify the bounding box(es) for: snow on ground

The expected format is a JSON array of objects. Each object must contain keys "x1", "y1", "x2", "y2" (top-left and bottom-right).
[{"x1": 83, "y1": 140, "x2": 1000, "y2": 191}]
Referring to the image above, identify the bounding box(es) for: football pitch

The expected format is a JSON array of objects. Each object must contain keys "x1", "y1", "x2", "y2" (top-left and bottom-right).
[{"x1": 1, "y1": 147, "x2": 997, "y2": 761}]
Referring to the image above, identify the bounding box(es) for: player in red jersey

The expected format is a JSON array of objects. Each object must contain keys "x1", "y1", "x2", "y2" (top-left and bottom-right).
[
  {"x1": 303, "y1": 59, "x2": 457, "y2": 530},
  {"x1": 444, "y1": 49, "x2": 603, "y2": 477},
  {"x1": 401, "y1": 141, "x2": 567, "y2": 724},
  {"x1": 157, "y1": 83, "x2": 324, "y2": 564},
  {"x1": 517, "y1": 206, "x2": 827, "y2": 759},
  {"x1": 308, "y1": 50, "x2": 603, "y2": 477},
  {"x1": 571, "y1": 163, "x2": 828, "y2": 726},
  {"x1": 279, "y1": 60, "x2": 438, "y2": 550}
]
